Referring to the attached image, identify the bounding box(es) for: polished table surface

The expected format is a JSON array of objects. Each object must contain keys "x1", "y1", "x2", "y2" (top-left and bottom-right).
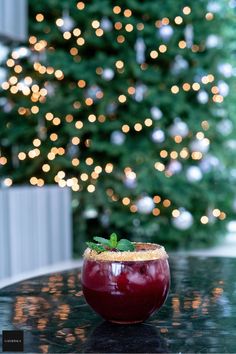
[{"x1": 0, "y1": 256, "x2": 236, "y2": 353}]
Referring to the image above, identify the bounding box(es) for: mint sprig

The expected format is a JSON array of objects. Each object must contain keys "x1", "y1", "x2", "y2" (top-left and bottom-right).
[{"x1": 86, "y1": 233, "x2": 135, "y2": 253}]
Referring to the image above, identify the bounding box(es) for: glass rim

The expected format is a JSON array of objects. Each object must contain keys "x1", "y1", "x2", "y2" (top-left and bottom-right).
[{"x1": 83, "y1": 242, "x2": 168, "y2": 262}]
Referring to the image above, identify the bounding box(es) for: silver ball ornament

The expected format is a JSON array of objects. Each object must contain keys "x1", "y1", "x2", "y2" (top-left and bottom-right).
[
  {"x1": 172, "y1": 209, "x2": 193, "y2": 230},
  {"x1": 136, "y1": 196, "x2": 154, "y2": 214},
  {"x1": 186, "y1": 166, "x2": 203, "y2": 182},
  {"x1": 159, "y1": 25, "x2": 174, "y2": 41},
  {"x1": 111, "y1": 131, "x2": 126, "y2": 145},
  {"x1": 151, "y1": 129, "x2": 165, "y2": 143},
  {"x1": 169, "y1": 118, "x2": 189, "y2": 138},
  {"x1": 150, "y1": 107, "x2": 163, "y2": 120},
  {"x1": 102, "y1": 68, "x2": 114, "y2": 81},
  {"x1": 197, "y1": 91, "x2": 209, "y2": 104}
]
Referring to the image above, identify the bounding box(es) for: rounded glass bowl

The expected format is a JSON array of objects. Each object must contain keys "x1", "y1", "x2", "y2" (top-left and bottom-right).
[{"x1": 81, "y1": 243, "x2": 170, "y2": 324}]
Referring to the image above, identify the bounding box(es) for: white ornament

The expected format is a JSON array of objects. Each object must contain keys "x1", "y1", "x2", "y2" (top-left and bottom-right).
[
  {"x1": 171, "y1": 55, "x2": 189, "y2": 75},
  {"x1": 229, "y1": 0, "x2": 236, "y2": 8},
  {"x1": 106, "y1": 102, "x2": 117, "y2": 115},
  {"x1": 207, "y1": 2, "x2": 221, "y2": 12},
  {"x1": 184, "y1": 24, "x2": 193, "y2": 48},
  {"x1": 167, "y1": 160, "x2": 182, "y2": 174},
  {"x1": 67, "y1": 143, "x2": 79, "y2": 157},
  {"x1": 206, "y1": 35, "x2": 221, "y2": 48},
  {"x1": 102, "y1": 68, "x2": 114, "y2": 81},
  {"x1": 190, "y1": 138, "x2": 209, "y2": 154},
  {"x1": 83, "y1": 208, "x2": 98, "y2": 219},
  {"x1": 111, "y1": 131, "x2": 125, "y2": 145},
  {"x1": 60, "y1": 10, "x2": 75, "y2": 32},
  {"x1": 218, "y1": 63, "x2": 233, "y2": 78},
  {"x1": 136, "y1": 196, "x2": 154, "y2": 214},
  {"x1": 85, "y1": 85, "x2": 103, "y2": 101},
  {"x1": 197, "y1": 91, "x2": 209, "y2": 104},
  {"x1": 135, "y1": 37, "x2": 146, "y2": 64},
  {"x1": 225, "y1": 139, "x2": 236, "y2": 150},
  {"x1": 151, "y1": 129, "x2": 165, "y2": 143},
  {"x1": 186, "y1": 166, "x2": 203, "y2": 182},
  {"x1": 169, "y1": 118, "x2": 189, "y2": 138},
  {"x1": 134, "y1": 83, "x2": 147, "y2": 102},
  {"x1": 100, "y1": 17, "x2": 112, "y2": 31},
  {"x1": 218, "y1": 80, "x2": 229, "y2": 97},
  {"x1": 124, "y1": 172, "x2": 137, "y2": 189},
  {"x1": 216, "y1": 119, "x2": 233, "y2": 136},
  {"x1": 159, "y1": 25, "x2": 174, "y2": 41},
  {"x1": 172, "y1": 209, "x2": 193, "y2": 230},
  {"x1": 150, "y1": 107, "x2": 163, "y2": 120},
  {"x1": 0, "y1": 67, "x2": 7, "y2": 84},
  {"x1": 199, "y1": 154, "x2": 220, "y2": 173}
]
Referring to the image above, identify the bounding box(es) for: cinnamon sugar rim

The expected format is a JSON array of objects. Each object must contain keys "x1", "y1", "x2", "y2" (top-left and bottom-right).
[{"x1": 83, "y1": 242, "x2": 168, "y2": 262}]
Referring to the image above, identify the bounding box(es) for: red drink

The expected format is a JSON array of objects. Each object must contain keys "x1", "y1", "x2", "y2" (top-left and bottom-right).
[{"x1": 82, "y1": 243, "x2": 170, "y2": 324}]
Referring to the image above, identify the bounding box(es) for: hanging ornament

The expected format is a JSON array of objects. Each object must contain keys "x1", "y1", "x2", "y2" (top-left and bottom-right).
[
  {"x1": 218, "y1": 63, "x2": 233, "y2": 78},
  {"x1": 124, "y1": 171, "x2": 137, "y2": 189},
  {"x1": 197, "y1": 91, "x2": 209, "y2": 104},
  {"x1": 100, "y1": 17, "x2": 112, "y2": 31},
  {"x1": 172, "y1": 209, "x2": 193, "y2": 230},
  {"x1": 0, "y1": 98, "x2": 7, "y2": 107},
  {"x1": 106, "y1": 102, "x2": 117, "y2": 115},
  {"x1": 100, "y1": 212, "x2": 110, "y2": 227},
  {"x1": 2, "y1": 99, "x2": 13, "y2": 113},
  {"x1": 169, "y1": 118, "x2": 189, "y2": 138},
  {"x1": 150, "y1": 107, "x2": 163, "y2": 120},
  {"x1": 134, "y1": 83, "x2": 147, "y2": 102},
  {"x1": 136, "y1": 196, "x2": 154, "y2": 214},
  {"x1": 45, "y1": 82, "x2": 56, "y2": 97},
  {"x1": 229, "y1": 0, "x2": 236, "y2": 8},
  {"x1": 226, "y1": 139, "x2": 236, "y2": 150},
  {"x1": 102, "y1": 68, "x2": 114, "y2": 81},
  {"x1": 151, "y1": 129, "x2": 165, "y2": 143},
  {"x1": 190, "y1": 138, "x2": 209, "y2": 154},
  {"x1": 60, "y1": 10, "x2": 75, "y2": 32},
  {"x1": 85, "y1": 85, "x2": 103, "y2": 102},
  {"x1": 0, "y1": 43, "x2": 9, "y2": 63},
  {"x1": 134, "y1": 37, "x2": 146, "y2": 64},
  {"x1": 171, "y1": 55, "x2": 189, "y2": 75},
  {"x1": 166, "y1": 160, "x2": 182, "y2": 174},
  {"x1": 0, "y1": 67, "x2": 7, "y2": 85},
  {"x1": 216, "y1": 119, "x2": 233, "y2": 136},
  {"x1": 186, "y1": 166, "x2": 203, "y2": 182},
  {"x1": 83, "y1": 208, "x2": 98, "y2": 219},
  {"x1": 206, "y1": 35, "x2": 221, "y2": 49},
  {"x1": 207, "y1": 2, "x2": 221, "y2": 12},
  {"x1": 159, "y1": 25, "x2": 174, "y2": 41},
  {"x1": 67, "y1": 143, "x2": 79, "y2": 158},
  {"x1": 37, "y1": 117, "x2": 47, "y2": 140},
  {"x1": 199, "y1": 154, "x2": 220, "y2": 173},
  {"x1": 184, "y1": 24, "x2": 193, "y2": 48},
  {"x1": 110, "y1": 131, "x2": 126, "y2": 145},
  {"x1": 218, "y1": 80, "x2": 229, "y2": 97}
]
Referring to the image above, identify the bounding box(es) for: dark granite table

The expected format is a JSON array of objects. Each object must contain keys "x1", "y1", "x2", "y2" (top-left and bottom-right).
[{"x1": 0, "y1": 256, "x2": 236, "y2": 353}]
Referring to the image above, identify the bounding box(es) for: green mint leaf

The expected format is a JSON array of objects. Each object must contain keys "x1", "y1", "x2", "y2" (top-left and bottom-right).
[
  {"x1": 93, "y1": 236, "x2": 111, "y2": 247},
  {"x1": 86, "y1": 242, "x2": 107, "y2": 253},
  {"x1": 117, "y1": 239, "x2": 135, "y2": 252},
  {"x1": 110, "y1": 233, "x2": 118, "y2": 248}
]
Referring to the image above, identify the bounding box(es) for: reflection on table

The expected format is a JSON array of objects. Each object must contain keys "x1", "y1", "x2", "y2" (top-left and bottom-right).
[{"x1": 0, "y1": 257, "x2": 236, "y2": 353}]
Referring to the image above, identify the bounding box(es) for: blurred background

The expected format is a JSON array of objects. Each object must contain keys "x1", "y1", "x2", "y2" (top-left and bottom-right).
[{"x1": 0, "y1": 0, "x2": 236, "y2": 283}]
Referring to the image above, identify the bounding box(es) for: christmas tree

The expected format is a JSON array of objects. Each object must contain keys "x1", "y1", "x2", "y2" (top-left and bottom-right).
[{"x1": 0, "y1": 0, "x2": 235, "y2": 252}]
